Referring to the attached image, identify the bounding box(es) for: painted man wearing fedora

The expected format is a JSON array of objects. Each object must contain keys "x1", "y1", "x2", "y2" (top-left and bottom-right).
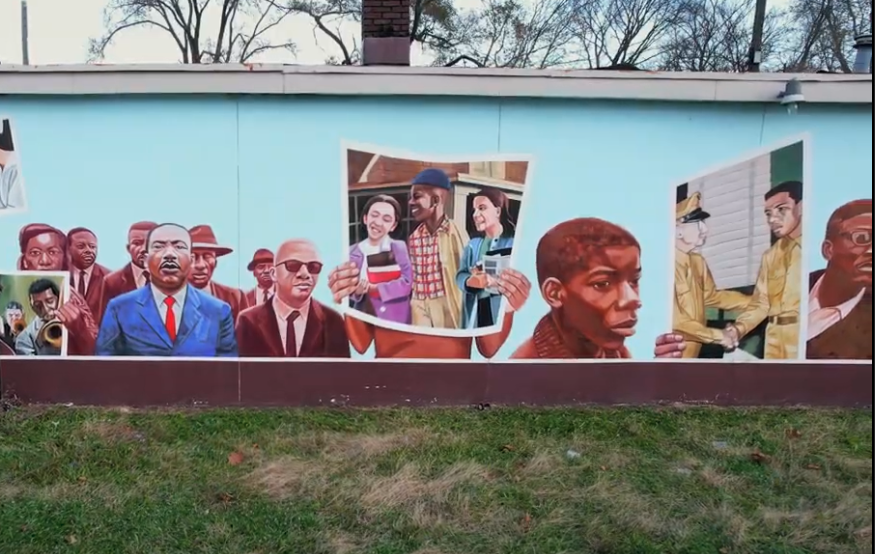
[
  {"x1": 244, "y1": 248, "x2": 276, "y2": 308},
  {"x1": 187, "y1": 224, "x2": 248, "y2": 322},
  {"x1": 672, "y1": 191, "x2": 751, "y2": 358}
]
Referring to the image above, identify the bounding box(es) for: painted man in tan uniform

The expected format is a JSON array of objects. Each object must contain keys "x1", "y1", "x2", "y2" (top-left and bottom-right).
[
  {"x1": 724, "y1": 181, "x2": 804, "y2": 359},
  {"x1": 672, "y1": 192, "x2": 750, "y2": 358}
]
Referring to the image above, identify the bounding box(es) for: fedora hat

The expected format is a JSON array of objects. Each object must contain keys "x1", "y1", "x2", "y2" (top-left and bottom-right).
[
  {"x1": 247, "y1": 248, "x2": 274, "y2": 271},
  {"x1": 189, "y1": 225, "x2": 234, "y2": 257},
  {"x1": 676, "y1": 191, "x2": 711, "y2": 224}
]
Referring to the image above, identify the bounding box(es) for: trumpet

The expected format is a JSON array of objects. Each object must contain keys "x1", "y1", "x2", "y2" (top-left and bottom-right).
[
  {"x1": 37, "y1": 319, "x2": 64, "y2": 349},
  {"x1": 11, "y1": 320, "x2": 26, "y2": 336}
]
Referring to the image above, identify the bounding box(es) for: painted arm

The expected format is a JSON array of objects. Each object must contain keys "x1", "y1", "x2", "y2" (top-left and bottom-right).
[
  {"x1": 703, "y1": 262, "x2": 751, "y2": 312},
  {"x1": 94, "y1": 301, "x2": 122, "y2": 356},
  {"x1": 66, "y1": 289, "x2": 98, "y2": 356},
  {"x1": 14, "y1": 327, "x2": 37, "y2": 356},
  {"x1": 216, "y1": 304, "x2": 238, "y2": 357},
  {"x1": 475, "y1": 311, "x2": 514, "y2": 359},
  {"x1": 672, "y1": 290, "x2": 724, "y2": 344},
  {"x1": 732, "y1": 252, "x2": 773, "y2": 338},
  {"x1": 327, "y1": 313, "x2": 352, "y2": 358},
  {"x1": 348, "y1": 246, "x2": 367, "y2": 304},
  {"x1": 344, "y1": 315, "x2": 375, "y2": 355},
  {"x1": 375, "y1": 241, "x2": 414, "y2": 302},
  {"x1": 455, "y1": 241, "x2": 478, "y2": 292}
]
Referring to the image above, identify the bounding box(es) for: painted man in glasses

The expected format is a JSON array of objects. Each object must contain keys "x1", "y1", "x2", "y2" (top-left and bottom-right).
[
  {"x1": 236, "y1": 239, "x2": 350, "y2": 358},
  {"x1": 806, "y1": 199, "x2": 872, "y2": 360}
]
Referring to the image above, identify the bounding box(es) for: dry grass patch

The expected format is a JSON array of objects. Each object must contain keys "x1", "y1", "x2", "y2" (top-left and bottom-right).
[
  {"x1": 699, "y1": 465, "x2": 743, "y2": 490},
  {"x1": 247, "y1": 456, "x2": 332, "y2": 500},
  {"x1": 521, "y1": 451, "x2": 560, "y2": 476},
  {"x1": 275, "y1": 428, "x2": 436, "y2": 461},
  {"x1": 79, "y1": 419, "x2": 144, "y2": 443}
]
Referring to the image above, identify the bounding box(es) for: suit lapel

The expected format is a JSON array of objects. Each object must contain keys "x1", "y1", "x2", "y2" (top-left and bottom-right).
[
  {"x1": 300, "y1": 301, "x2": 325, "y2": 357},
  {"x1": 176, "y1": 286, "x2": 202, "y2": 348},
  {"x1": 260, "y1": 302, "x2": 285, "y2": 357},
  {"x1": 135, "y1": 286, "x2": 172, "y2": 348}
]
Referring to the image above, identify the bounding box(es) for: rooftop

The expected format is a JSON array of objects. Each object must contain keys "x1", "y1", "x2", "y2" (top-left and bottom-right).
[{"x1": 0, "y1": 64, "x2": 871, "y2": 104}]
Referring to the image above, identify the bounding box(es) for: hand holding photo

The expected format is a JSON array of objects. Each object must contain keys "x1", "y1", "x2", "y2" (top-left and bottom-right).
[{"x1": 337, "y1": 142, "x2": 534, "y2": 338}]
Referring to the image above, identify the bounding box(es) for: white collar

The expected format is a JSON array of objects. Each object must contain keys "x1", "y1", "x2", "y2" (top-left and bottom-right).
[
  {"x1": 273, "y1": 295, "x2": 311, "y2": 321},
  {"x1": 150, "y1": 284, "x2": 188, "y2": 309},
  {"x1": 809, "y1": 274, "x2": 866, "y2": 317}
]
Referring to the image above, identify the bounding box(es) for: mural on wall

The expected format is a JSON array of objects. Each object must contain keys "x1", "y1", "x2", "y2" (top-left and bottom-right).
[
  {"x1": 0, "y1": 117, "x2": 27, "y2": 215},
  {"x1": 335, "y1": 144, "x2": 533, "y2": 338},
  {"x1": 0, "y1": 271, "x2": 70, "y2": 357},
  {"x1": 670, "y1": 137, "x2": 809, "y2": 361},
  {"x1": 806, "y1": 199, "x2": 872, "y2": 360}
]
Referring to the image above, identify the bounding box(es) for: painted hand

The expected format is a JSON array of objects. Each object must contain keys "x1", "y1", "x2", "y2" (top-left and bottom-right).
[
  {"x1": 466, "y1": 270, "x2": 489, "y2": 290},
  {"x1": 720, "y1": 325, "x2": 740, "y2": 350},
  {"x1": 654, "y1": 333, "x2": 685, "y2": 358},
  {"x1": 55, "y1": 302, "x2": 82, "y2": 331},
  {"x1": 354, "y1": 278, "x2": 370, "y2": 297},
  {"x1": 327, "y1": 262, "x2": 361, "y2": 304},
  {"x1": 497, "y1": 269, "x2": 531, "y2": 313}
]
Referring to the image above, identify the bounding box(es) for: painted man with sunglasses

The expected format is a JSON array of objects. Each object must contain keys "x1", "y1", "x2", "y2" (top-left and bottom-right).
[
  {"x1": 96, "y1": 223, "x2": 238, "y2": 357},
  {"x1": 806, "y1": 199, "x2": 872, "y2": 360},
  {"x1": 236, "y1": 239, "x2": 350, "y2": 358}
]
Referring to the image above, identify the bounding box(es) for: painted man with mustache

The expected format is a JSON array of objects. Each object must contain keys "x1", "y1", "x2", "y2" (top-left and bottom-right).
[
  {"x1": 66, "y1": 227, "x2": 111, "y2": 323},
  {"x1": 96, "y1": 223, "x2": 238, "y2": 357},
  {"x1": 510, "y1": 218, "x2": 685, "y2": 359},
  {"x1": 187, "y1": 224, "x2": 248, "y2": 322},
  {"x1": 806, "y1": 199, "x2": 872, "y2": 360},
  {"x1": 723, "y1": 181, "x2": 804, "y2": 359}
]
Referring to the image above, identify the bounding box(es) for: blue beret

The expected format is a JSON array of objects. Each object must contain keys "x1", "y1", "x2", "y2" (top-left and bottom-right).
[{"x1": 411, "y1": 168, "x2": 452, "y2": 190}]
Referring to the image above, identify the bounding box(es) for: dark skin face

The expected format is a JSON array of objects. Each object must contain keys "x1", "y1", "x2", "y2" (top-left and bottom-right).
[
  {"x1": 146, "y1": 226, "x2": 192, "y2": 294},
  {"x1": 127, "y1": 229, "x2": 150, "y2": 269},
  {"x1": 29, "y1": 289, "x2": 59, "y2": 320},
  {"x1": 765, "y1": 192, "x2": 802, "y2": 239},
  {"x1": 23, "y1": 233, "x2": 65, "y2": 271},
  {"x1": 69, "y1": 231, "x2": 98, "y2": 271},
  {"x1": 189, "y1": 250, "x2": 217, "y2": 289},
  {"x1": 252, "y1": 262, "x2": 274, "y2": 289},
  {"x1": 408, "y1": 185, "x2": 443, "y2": 224},
  {"x1": 542, "y1": 245, "x2": 642, "y2": 351},
  {"x1": 824, "y1": 212, "x2": 873, "y2": 290}
]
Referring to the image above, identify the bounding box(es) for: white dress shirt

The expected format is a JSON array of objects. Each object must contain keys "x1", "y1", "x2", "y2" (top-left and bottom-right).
[
  {"x1": 71, "y1": 266, "x2": 95, "y2": 295},
  {"x1": 253, "y1": 285, "x2": 274, "y2": 306},
  {"x1": 807, "y1": 274, "x2": 866, "y2": 340},
  {"x1": 0, "y1": 160, "x2": 25, "y2": 210},
  {"x1": 272, "y1": 296, "x2": 310, "y2": 356},
  {"x1": 151, "y1": 285, "x2": 188, "y2": 335},
  {"x1": 134, "y1": 265, "x2": 150, "y2": 289}
]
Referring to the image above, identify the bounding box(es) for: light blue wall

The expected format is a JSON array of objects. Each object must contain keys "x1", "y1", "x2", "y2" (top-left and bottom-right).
[{"x1": 1, "y1": 96, "x2": 871, "y2": 359}]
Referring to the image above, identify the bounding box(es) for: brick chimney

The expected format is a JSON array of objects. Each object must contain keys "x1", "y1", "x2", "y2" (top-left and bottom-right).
[{"x1": 362, "y1": 0, "x2": 410, "y2": 66}]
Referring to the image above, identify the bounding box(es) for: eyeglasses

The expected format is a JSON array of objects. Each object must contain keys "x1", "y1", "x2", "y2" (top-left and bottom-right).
[
  {"x1": 841, "y1": 230, "x2": 872, "y2": 247},
  {"x1": 278, "y1": 260, "x2": 323, "y2": 275}
]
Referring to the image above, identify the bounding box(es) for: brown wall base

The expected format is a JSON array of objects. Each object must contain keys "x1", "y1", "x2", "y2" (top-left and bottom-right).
[{"x1": 1, "y1": 359, "x2": 871, "y2": 408}]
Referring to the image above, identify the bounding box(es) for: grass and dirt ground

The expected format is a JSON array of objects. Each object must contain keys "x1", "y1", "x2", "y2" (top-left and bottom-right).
[{"x1": 0, "y1": 403, "x2": 871, "y2": 554}]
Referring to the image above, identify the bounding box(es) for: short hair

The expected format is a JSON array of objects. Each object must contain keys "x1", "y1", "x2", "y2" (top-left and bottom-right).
[
  {"x1": 536, "y1": 218, "x2": 640, "y2": 286},
  {"x1": 19, "y1": 223, "x2": 66, "y2": 254},
  {"x1": 362, "y1": 194, "x2": 402, "y2": 223},
  {"x1": 825, "y1": 199, "x2": 873, "y2": 241},
  {"x1": 28, "y1": 278, "x2": 60, "y2": 298},
  {"x1": 128, "y1": 221, "x2": 158, "y2": 235},
  {"x1": 6, "y1": 301, "x2": 23, "y2": 311},
  {"x1": 146, "y1": 223, "x2": 191, "y2": 249},
  {"x1": 66, "y1": 227, "x2": 96, "y2": 242},
  {"x1": 765, "y1": 181, "x2": 803, "y2": 203}
]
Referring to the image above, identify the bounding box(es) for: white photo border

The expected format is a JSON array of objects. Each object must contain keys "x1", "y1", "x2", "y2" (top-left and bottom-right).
[{"x1": 0, "y1": 269, "x2": 71, "y2": 358}]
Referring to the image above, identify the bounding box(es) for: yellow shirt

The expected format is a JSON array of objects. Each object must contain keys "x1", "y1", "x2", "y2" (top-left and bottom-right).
[
  {"x1": 732, "y1": 236, "x2": 802, "y2": 359},
  {"x1": 673, "y1": 250, "x2": 751, "y2": 358}
]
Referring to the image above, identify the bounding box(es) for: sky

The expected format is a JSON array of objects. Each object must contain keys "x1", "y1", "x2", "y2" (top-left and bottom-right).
[{"x1": 0, "y1": 0, "x2": 472, "y2": 65}]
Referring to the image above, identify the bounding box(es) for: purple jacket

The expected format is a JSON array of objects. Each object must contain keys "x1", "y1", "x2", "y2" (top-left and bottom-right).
[{"x1": 349, "y1": 239, "x2": 413, "y2": 325}]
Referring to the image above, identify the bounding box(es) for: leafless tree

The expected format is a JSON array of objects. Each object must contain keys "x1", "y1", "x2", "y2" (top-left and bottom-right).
[
  {"x1": 90, "y1": 0, "x2": 296, "y2": 64},
  {"x1": 781, "y1": 0, "x2": 871, "y2": 72},
  {"x1": 658, "y1": 0, "x2": 787, "y2": 71}
]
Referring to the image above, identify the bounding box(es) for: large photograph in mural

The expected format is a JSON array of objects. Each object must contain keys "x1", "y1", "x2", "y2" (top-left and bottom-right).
[
  {"x1": 0, "y1": 117, "x2": 27, "y2": 215},
  {"x1": 336, "y1": 143, "x2": 533, "y2": 338},
  {"x1": 0, "y1": 271, "x2": 70, "y2": 357},
  {"x1": 670, "y1": 137, "x2": 809, "y2": 361}
]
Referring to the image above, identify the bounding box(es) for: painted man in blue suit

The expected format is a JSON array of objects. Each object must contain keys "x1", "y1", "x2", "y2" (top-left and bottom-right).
[{"x1": 96, "y1": 223, "x2": 238, "y2": 357}]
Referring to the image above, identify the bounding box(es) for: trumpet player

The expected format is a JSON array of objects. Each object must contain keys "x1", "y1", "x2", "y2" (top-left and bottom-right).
[
  {"x1": 15, "y1": 279, "x2": 65, "y2": 356},
  {"x1": 2, "y1": 301, "x2": 25, "y2": 351}
]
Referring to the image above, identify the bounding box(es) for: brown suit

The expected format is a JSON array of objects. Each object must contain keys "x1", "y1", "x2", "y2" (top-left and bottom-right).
[
  {"x1": 245, "y1": 287, "x2": 273, "y2": 308},
  {"x1": 236, "y1": 299, "x2": 350, "y2": 358},
  {"x1": 806, "y1": 269, "x2": 873, "y2": 360},
  {"x1": 205, "y1": 282, "x2": 248, "y2": 323},
  {"x1": 102, "y1": 264, "x2": 142, "y2": 305},
  {"x1": 75, "y1": 263, "x2": 110, "y2": 323}
]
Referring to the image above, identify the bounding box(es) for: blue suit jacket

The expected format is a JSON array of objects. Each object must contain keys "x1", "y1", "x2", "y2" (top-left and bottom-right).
[{"x1": 96, "y1": 284, "x2": 238, "y2": 357}]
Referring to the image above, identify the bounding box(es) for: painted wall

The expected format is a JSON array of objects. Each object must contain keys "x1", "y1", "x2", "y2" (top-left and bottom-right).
[{"x1": 0, "y1": 96, "x2": 871, "y2": 363}]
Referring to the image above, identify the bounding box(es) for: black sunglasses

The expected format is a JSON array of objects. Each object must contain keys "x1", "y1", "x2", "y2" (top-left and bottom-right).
[{"x1": 279, "y1": 260, "x2": 323, "y2": 275}]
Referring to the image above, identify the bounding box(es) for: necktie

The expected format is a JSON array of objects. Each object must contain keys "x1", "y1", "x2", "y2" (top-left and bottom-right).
[
  {"x1": 263, "y1": 289, "x2": 270, "y2": 304},
  {"x1": 164, "y1": 297, "x2": 177, "y2": 342},
  {"x1": 285, "y1": 311, "x2": 300, "y2": 357},
  {"x1": 78, "y1": 270, "x2": 87, "y2": 296},
  {"x1": 143, "y1": 272, "x2": 151, "y2": 287}
]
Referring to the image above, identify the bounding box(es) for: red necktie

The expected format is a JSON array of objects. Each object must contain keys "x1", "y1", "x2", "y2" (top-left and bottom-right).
[
  {"x1": 285, "y1": 311, "x2": 300, "y2": 357},
  {"x1": 164, "y1": 297, "x2": 177, "y2": 342},
  {"x1": 78, "y1": 271, "x2": 87, "y2": 296}
]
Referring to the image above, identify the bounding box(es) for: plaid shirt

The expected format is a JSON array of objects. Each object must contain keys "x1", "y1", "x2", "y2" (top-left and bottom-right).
[{"x1": 408, "y1": 218, "x2": 451, "y2": 300}]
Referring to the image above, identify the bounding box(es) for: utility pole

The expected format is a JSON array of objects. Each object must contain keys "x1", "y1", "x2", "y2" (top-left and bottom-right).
[
  {"x1": 21, "y1": 0, "x2": 30, "y2": 65},
  {"x1": 747, "y1": 0, "x2": 767, "y2": 72}
]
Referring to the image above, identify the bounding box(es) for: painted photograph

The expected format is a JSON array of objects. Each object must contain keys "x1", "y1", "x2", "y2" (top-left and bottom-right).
[
  {"x1": 0, "y1": 270, "x2": 70, "y2": 357},
  {"x1": 806, "y1": 198, "x2": 872, "y2": 361},
  {"x1": 0, "y1": 117, "x2": 28, "y2": 215},
  {"x1": 670, "y1": 136, "x2": 809, "y2": 361},
  {"x1": 336, "y1": 143, "x2": 534, "y2": 338}
]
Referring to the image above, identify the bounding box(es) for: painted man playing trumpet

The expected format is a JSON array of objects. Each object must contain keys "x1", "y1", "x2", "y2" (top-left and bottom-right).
[{"x1": 14, "y1": 278, "x2": 66, "y2": 356}]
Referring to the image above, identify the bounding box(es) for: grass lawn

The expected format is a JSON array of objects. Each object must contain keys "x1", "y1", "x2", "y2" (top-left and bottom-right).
[{"x1": 0, "y1": 404, "x2": 871, "y2": 554}]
